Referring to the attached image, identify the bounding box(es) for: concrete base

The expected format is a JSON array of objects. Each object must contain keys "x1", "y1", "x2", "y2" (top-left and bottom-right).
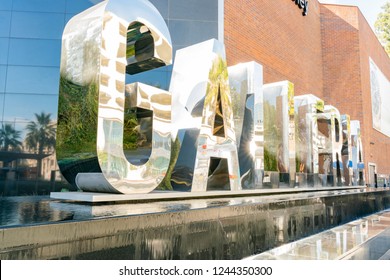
[{"x1": 50, "y1": 186, "x2": 365, "y2": 203}]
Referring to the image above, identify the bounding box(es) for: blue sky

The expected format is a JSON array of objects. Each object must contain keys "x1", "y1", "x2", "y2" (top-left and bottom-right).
[{"x1": 319, "y1": 0, "x2": 388, "y2": 31}]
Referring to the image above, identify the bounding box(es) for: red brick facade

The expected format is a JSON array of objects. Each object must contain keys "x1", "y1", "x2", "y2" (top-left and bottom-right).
[
  {"x1": 225, "y1": 0, "x2": 324, "y2": 98},
  {"x1": 224, "y1": 0, "x2": 390, "y2": 183}
]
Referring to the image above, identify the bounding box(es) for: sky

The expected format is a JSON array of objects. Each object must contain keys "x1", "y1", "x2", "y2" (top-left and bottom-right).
[{"x1": 319, "y1": 0, "x2": 388, "y2": 31}]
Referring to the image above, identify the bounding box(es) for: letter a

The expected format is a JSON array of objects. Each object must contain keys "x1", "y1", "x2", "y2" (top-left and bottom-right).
[{"x1": 170, "y1": 39, "x2": 241, "y2": 192}]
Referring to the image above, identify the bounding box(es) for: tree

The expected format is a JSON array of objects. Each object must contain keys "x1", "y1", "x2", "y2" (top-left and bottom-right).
[
  {"x1": 0, "y1": 124, "x2": 22, "y2": 152},
  {"x1": 25, "y1": 112, "x2": 56, "y2": 178},
  {"x1": 375, "y1": 2, "x2": 390, "y2": 56}
]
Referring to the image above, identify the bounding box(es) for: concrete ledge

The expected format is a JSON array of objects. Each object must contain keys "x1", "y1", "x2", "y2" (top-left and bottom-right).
[{"x1": 50, "y1": 186, "x2": 366, "y2": 203}]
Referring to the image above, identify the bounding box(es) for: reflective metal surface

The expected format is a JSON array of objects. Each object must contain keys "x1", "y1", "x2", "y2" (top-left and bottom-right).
[
  {"x1": 54, "y1": 0, "x2": 367, "y2": 195},
  {"x1": 169, "y1": 39, "x2": 240, "y2": 192},
  {"x1": 77, "y1": 83, "x2": 172, "y2": 194},
  {"x1": 262, "y1": 81, "x2": 295, "y2": 188},
  {"x1": 1, "y1": 187, "x2": 389, "y2": 259},
  {"x1": 317, "y1": 105, "x2": 343, "y2": 186},
  {"x1": 228, "y1": 62, "x2": 263, "y2": 189},
  {"x1": 351, "y1": 120, "x2": 365, "y2": 186},
  {"x1": 57, "y1": 0, "x2": 172, "y2": 193},
  {"x1": 294, "y1": 94, "x2": 324, "y2": 187},
  {"x1": 341, "y1": 115, "x2": 352, "y2": 186}
]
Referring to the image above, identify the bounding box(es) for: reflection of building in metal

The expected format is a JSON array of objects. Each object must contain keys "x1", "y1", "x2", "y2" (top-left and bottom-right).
[
  {"x1": 294, "y1": 94, "x2": 324, "y2": 187},
  {"x1": 58, "y1": 0, "x2": 173, "y2": 194},
  {"x1": 169, "y1": 39, "x2": 240, "y2": 192},
  {"x1": 262, "y1": 81, "x2": 295, "y2": 188},
  {"x1": 341, "y1": 115, "x2": 353, "y2": 186},
  {"x1": 317, "y1": 106, "x2": 344, "y2": 187},
  {"x1": 350, "y1": 121, "x2": 365, "y2": 186},
  {"x1": 228, "y1": 62, "x2": 263, "y2": 188}
]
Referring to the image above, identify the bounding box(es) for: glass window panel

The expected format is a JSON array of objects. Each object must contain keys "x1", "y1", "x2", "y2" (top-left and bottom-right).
[
  {"x1": 12, "y1": 0, "x2": 66, "y2": 13},
  {"x1": 10, "y1": 12, "x2": 65, "y2": 39},
  {"x1": 0, "y1": 0, "x2": 12, "y2": 11},
  {"x1": 65, "y1": 13, "x2": 76, "y2": 24},
  {"x1": 149, "y1": 0, "x2": 168, "y2": 19},
  {"x1": 0, "y1": 11, "x2": 11, "y2": 37},
  {"x1": 3, "y1": 94, "x2": 58, "y2": 126},
  {"x1": 0, "y1": 66, "x2": 6, "y2": 92},
  {"x1": 66, "y1": 0, "x2": 103, "y2": 14},
  {"x1": 6, "y1": 66, "x2": 60, "y2": 94},
  {"x1": 169, "y1": 0, "x2": 218, "y2": 21},
  {"x1": 0, "y1": 94, "x2": 4, "y2": 121},
  {"x1": 169, "y1": 20, "x2": 218, "y2": 46},
  {"x1": 0, "y1": 39, "x2": 9, "y2": 64},
  {"x1": 8, "y1": 39, "x2": 61, "y2": 67}
]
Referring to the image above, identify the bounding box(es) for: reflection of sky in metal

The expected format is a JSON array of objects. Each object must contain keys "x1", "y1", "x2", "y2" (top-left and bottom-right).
[{"x1": 126, "y1": 66, "x2": 171, "y2": 90}]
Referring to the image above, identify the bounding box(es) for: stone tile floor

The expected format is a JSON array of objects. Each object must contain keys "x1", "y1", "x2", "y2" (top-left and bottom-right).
[{"x1": 246, "y1": 209, "x2": 390, "y2": 260}]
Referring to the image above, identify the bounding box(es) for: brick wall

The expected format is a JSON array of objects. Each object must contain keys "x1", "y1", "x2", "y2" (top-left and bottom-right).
[
  {"x1": 320, "y1": 4, "x2": 390, "y2": 178},
  {"x1": 224, "y1": 0, "x2": 324, "y2": 97},
  {"x1": 319, "y1": 5, "x2": 366, "y2": 169},
  {"x1": 320, "y1": 5, "x2": 362, "y2": 120}
]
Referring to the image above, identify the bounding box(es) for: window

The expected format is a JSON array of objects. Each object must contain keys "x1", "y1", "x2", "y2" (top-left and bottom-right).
[
  {"x1": 6, "y1": 66, "x2": 60, "y2": 94},
  {"x1": 11, "y1": 12, "x2": 65, "y2": 39}
]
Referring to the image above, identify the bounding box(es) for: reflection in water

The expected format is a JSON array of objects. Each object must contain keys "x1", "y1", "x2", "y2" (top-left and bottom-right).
[
  {"x1": 248, "y1": 211, "x2": 390, "y2": 260},
  {"x1": 0, "y1": 196, "x2": 73, "y2": 226},
  {"x1": 0, "y1": 188, "x2": 390, "y2": 259}
]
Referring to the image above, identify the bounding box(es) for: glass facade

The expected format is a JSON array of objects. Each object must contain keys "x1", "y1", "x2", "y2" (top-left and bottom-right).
[{"x1": 0, "y1": 0, "x2": 220, "y2": 195}]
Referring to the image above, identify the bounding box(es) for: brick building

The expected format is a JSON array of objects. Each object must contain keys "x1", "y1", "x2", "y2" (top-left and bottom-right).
[{"x1": 224, "y1": 0, "x2": 390, "y2": 186}]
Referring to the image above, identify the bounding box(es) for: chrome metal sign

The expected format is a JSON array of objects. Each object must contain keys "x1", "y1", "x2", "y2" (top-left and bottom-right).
[{"x1": 57, "y1": 0, "x2": 363, "y2": 194}]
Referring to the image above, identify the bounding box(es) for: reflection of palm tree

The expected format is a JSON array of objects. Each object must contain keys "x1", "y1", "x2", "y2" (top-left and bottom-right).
[
  {"x1": 25, "y1": 112, "x2": 56, "y2": 178},
  {"x1": 0, "y1": 124, "x2": 22, "y2": 151}
]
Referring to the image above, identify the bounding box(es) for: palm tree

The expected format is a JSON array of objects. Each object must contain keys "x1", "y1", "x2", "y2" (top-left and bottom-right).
[
  {"x1": 0, "y1": 124, "x2": 22, "y2": 152},
  {"x1": 25, "y1": 112, "x2": 56, "y2": 178}
]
